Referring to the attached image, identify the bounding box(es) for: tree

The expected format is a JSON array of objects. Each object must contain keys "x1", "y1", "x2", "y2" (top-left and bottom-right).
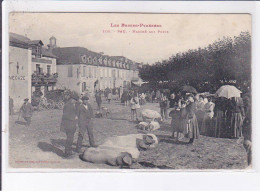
[{"x1": 139, "y1": 32, "x2": 251, "y2": 93}]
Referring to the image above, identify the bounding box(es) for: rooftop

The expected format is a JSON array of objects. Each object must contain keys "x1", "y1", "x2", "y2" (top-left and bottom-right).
[
  {"x1": 52, "y1": 47, "x2": 101, "y2": 64},
  {"x1": 10, "y1": 32, "x2": 57, "y2": 58},
  {"x1": 52, "y1": 47, "x2": 139, "y2": 70},
  {"x1": 42, "y1": 47, "x2": 58, "y2": 58},
  {"x1": 9, "y1": 32, "x2": 31, "y2": 48}
]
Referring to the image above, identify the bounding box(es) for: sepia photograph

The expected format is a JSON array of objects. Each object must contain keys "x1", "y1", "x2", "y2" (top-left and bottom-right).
[{"x1": 7, "y1": 13, "x2": 252, "y2": 170}]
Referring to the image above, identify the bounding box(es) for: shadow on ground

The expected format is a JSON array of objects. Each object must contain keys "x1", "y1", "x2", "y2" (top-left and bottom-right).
[
  {"x1": 159, "y1": 122, "x2": 172, "y2": 131},
  {"x1": 38, "y1": 138, "x2": 91, "y2": 158},
  {"x1": 156, "y1": 134, "x2": 190, "y2": 145},
  {"x1": 37, "y1": 141, "x2": 64, "y2": 157},
  {"x1": 15, "y1": 121, "x2": 27, "y2": 125}
]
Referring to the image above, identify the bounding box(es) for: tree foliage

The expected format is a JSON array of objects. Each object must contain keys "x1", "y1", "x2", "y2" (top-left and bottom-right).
[{"x1": 139, "y1": 32, "x2": 251, "y2": 93}]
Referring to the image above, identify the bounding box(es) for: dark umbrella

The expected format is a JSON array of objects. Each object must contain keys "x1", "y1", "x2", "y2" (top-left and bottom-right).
[{"x1": 179, "y1": 85, "x2": 198, "y2": 94}]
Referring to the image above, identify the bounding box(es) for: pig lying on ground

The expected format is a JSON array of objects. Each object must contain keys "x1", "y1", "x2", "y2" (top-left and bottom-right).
[
  {"x1": 81, "y1": 133, "x2": 158, "y2": 166},
  {"x1": 148, "y1": 121, "x2": 160, "y2": 131},
  {"x1": 136, "y1": 121, "x2": 160, "y2": 131},
  {"x1": 141, "y1": 109, "x2": 162, "y2": 122},
  {"x1": 136, "y1": 122, "x2": 149, "y2": 131}
]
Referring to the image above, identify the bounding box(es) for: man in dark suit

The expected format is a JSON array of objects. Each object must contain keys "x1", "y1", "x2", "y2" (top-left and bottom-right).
[
  {"x1": 60, "y1": 93, "x2": 79, "y2": 158},
  {"x1": 76, "y1": 96, "x2": 96, "y2": 153},
  {"x1": 95, "y1": 91, "x2": 102, "y2": 111}
]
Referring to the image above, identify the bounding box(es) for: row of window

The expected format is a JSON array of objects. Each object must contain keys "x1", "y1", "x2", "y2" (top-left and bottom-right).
[
  {"x1": 82, "y1": 80, "x2": 130, "y2": 92},
  {"x1": 82, "y1": 80, "x2": 113, "y2": 92},
  {"x1": 36, "y1": 64, "x2": 51, "y2": 74},
  {"x1": 67, "y1": 66, "x2": 134, "y2": 79},
  {"x1": 81, "y1": 55, "x2": 131, "y2": 69}
]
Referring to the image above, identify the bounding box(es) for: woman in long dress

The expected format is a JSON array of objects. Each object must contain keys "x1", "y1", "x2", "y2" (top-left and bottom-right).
[
  {"x1": 228, "y1": 97, "x2": 245, "y2": 138},
  {"x1": 169, "y1": 92, "x2": 178, "y2": 108},
  {"x1": 170, "y1": 99, "x2": 187, "y2": 140},
  {"x1": 201, "y1": 97, "x2": 215, "y2": 136},
  {"x1": 195, "y1": 95, "x2": 205, "y2": 130},
  {"x1": 214, "y1": 97, "x2": 227, "y2": 138},
  {"x1": 185, "y1": 95, "x2": 200, "y2": 144}
]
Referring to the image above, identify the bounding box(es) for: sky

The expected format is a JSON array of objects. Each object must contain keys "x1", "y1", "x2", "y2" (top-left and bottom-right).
[{"x1": 9, "y1": 13, "x2": 251, "y2": 64}]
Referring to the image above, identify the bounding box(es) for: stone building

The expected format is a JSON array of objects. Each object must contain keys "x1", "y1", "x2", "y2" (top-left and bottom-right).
[
  {"x1": 9, "y1": 33, "x2": 32, "y2": 111},
  {"x1": 9, "y1": 33, "x2": 58, "y2": 111},
  {"x1": 52, "y1": 47, "x2": 141, "y2": 95}
]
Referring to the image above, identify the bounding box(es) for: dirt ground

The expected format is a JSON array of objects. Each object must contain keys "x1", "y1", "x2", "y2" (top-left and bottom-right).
[{"x1": 8, "y1": 97, "x2": 248, "y2": 170}]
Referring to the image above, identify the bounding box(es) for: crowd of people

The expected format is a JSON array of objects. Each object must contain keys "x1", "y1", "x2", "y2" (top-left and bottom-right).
[
  {"x1": 92, "y1": 86, "x2": 250, "y2": 144},
  {"x1": 12, "y1": 84, "x2": 251, "y2": 165},
  {"x1": 168, "y1": 92, "x2": 250, "y2": 143},
  {"x1": 61, "y1": 90, "x2": 162, "y2": 161}
]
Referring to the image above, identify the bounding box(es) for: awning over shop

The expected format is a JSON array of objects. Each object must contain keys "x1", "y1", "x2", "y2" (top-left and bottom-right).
[{"x1": 131, "y1": 79, "x2": 143, "y2": 87}]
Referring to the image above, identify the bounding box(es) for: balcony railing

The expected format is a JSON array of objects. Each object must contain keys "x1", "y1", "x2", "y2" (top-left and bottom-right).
[{"x1": 32, "y1": 72, "x2": 58, "y2": 86}]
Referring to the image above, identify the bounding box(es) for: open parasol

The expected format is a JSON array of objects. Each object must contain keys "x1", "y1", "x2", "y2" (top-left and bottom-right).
[{"x1": 215, "y1": 85, "x2": 242, "y2": 99}]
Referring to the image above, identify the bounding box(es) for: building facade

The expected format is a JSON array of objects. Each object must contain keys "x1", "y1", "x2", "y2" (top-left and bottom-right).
[
  {"x1": 53, "y1": 47, "x2": 141, "y2": 95},
  {"x1": 9, "y1": 33, "x2": 58, "y2": 111},
  {"x1": 31, "y1": 40, "x2": 58, "y2": 96},
  {"x1": 9, "y1": 33, "x2": 32, "y2": 112}
]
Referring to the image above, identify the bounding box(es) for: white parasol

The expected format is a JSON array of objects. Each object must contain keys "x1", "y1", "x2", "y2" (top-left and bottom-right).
[{"x1": 215, "y1": 85, "x2": 242, "y2": 99}]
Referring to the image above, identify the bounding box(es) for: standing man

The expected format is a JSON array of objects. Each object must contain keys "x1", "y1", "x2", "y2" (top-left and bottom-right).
[
  {"x1": 19, "y1": 98, "x2": 34, "y2": 126},
  {"x1": 95, "y1": 91, "x2": 102, "y2": 111},
  {"x1": 159, "y1": 93, "x2": 169, "y2": 120},
  {"x1": 60, "y1": 93, "x2": 79, "y2": 158},
  {"x1": 119, "y1": 86, "x2": 123, "y2": 99},
  {"x1": 76, "y1": 96, "x2": 96, "y2": 153}
]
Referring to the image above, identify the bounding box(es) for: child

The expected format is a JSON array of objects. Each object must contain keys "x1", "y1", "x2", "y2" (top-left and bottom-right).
[{"x1": 107, "y1": 92, "x2": 112, "y2": 104}]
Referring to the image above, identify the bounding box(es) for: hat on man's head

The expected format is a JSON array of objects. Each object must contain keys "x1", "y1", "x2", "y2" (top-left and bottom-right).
[
  {"x1": 24, "y1": 98, "x2": 29, "y2": 102},
  {"x1": 70, "y1": 93, "x2": 79, "y2": 100},
  {"x1": 116, "y1": 152, "x2": 133, "y2": 167},
  {"x1": 81, "y1": 96, "x2": 89, "y2": 101}
]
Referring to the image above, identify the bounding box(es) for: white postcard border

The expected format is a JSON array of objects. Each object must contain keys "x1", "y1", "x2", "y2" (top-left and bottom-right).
[{"x1": 2, "y1": 0, "x2": 260, "y2": 190}]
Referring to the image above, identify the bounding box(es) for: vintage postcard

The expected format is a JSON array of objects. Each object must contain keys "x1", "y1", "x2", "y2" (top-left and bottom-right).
[{"x1": 7, "y1": 13, "x2": 251, "y2": 170}]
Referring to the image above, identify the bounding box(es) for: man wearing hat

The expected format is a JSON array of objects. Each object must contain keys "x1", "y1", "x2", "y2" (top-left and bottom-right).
[
  {"x1": 19, "y1": 98, "x2": 34, "y2": 126},
  {"x1": 76, "y1": 96, "x2": 96, "y2": 153},
  {"x1": 60, "y1": 93, "x2": 79, "y2": 158}
]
